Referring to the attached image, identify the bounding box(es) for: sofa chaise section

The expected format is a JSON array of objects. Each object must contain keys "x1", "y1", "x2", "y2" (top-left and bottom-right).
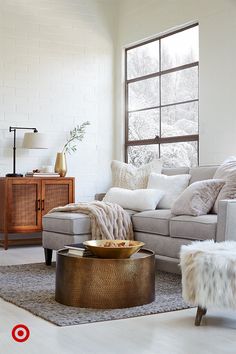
[{"x1": 43, "y1": 212, "x2": 91, "y2": 264}]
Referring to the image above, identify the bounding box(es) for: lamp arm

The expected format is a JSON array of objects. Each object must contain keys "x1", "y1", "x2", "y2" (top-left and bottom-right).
[{"x1": 9, "y1": 126, "x2": 38, "y2": 132}]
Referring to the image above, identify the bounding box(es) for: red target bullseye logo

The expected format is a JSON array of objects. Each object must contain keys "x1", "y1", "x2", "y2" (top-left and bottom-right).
[{"x1": 12, "y1": 324, "x2": 30, "y2": 343}]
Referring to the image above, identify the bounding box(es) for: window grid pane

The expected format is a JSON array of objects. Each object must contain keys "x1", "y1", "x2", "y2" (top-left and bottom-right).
[
  {"x1": 161, "y1": 102, "x2": 198, "y2": 137},
  {"x1": 160, "y1": 141, "x2": 198, "y2": 168},
  {"x1": 128, "y1": 77, "x2": 160, "y2": 111},
  {"x1": 161, "y1": 67, "x2": 198, "y2": 106},
  {"x1": 127, "y1": 145, "x2": 160, "y2": 168},
  {"x1": 127, "y1": 41, "x2": 160, "y2": 80},
  {"x1": 128, "y1": 109, "x2": 160, "y2": 141},
  {"x1": 161, "y1": 26, "x2": 199, "y2": 71}
]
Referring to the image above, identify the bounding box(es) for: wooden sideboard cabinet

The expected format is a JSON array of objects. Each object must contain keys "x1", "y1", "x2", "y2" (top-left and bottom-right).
[{"x1": 0, "y1": 177, "x2": 74, "y2": 250}]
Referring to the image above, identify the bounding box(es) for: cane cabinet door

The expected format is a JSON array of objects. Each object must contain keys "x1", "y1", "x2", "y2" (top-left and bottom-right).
[
  {"x1": 41, "y1": 179, "x2": 74, "y2": 216},
  {"x1": 7, "y1": 179, "x2": 42, "y2": 232}
]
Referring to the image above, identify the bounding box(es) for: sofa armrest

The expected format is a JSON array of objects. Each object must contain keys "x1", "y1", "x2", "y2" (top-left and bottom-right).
[
  {"x1": 216, "y1": 199, "x2": 236, "y2": 241},
  {"x1": 94, "y1": 193, "x2": 106, "y2": 201}
]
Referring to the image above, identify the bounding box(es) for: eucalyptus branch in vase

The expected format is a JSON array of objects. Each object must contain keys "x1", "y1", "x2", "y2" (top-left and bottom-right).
[
  {"x1": 62, "y1": 121, "x2": 90, "y2": 155},
  {"x1": 55, "y1": 121, "x2": 90, "y2": 177}
]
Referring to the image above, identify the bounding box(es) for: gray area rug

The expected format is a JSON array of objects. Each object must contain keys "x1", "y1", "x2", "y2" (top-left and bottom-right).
[{"x1": 0, "y1": 263, "x2": 189, "y2": 326}]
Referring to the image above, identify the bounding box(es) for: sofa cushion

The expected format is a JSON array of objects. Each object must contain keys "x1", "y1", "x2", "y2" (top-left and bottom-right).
[
  {"x1": 43, "y1": 209, "x2": 136, "y2": 236},
  {"x1": 189, "y1": 166, "x2": 217, "y2": 184},
  {"x1": 132, "y1": 210, "x2": 172, "y2": 236},
  {"x1": 43, "y1": 212, "x2": 91, "y2": 235},
  {"x1": 162, "y1": 167, "x2": 190, "y2": 176},
  {"x1": 170, "y1": 214, "x2": 218, "y2": 241}
]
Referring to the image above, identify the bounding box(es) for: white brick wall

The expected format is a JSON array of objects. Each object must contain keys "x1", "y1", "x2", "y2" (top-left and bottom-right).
[{"x1": 0, "y1": 0, "x2": 116, "y2": 201}]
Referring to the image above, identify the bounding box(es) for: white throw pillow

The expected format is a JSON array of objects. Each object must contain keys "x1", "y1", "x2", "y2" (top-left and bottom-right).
[
  {"x1": 147, "y1": 173, "x2": 191, "y2": 209},
  {"x1": 111, "y1": 159, "x2": 162, "y2": 190},
  {"x1": 103, "y1": 187, "x2": 164, "y2": 212}
]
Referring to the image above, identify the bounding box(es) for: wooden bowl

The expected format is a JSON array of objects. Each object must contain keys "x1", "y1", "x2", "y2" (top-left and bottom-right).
[{"x1": 83, "y1": 240, "x2": 145, "y2": 259}]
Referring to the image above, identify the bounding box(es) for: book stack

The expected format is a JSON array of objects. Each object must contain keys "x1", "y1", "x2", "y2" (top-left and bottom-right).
[
  {"x1": 25, "y1": 172, "x2": 60, "y2": 178},
  {"x1": 65, "y1": 243, "x2": 94, "y2": 257}
]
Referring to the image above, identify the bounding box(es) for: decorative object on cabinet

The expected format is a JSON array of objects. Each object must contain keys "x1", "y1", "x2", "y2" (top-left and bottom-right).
[
  {"x1": 54, "y1": 121, "x2": 90, "y2": 177},
  {"x1": 25, "y1": 172, "x2": 60, "y2": 177},
  {"x1": 0, "y1": 177, "x2": 74, "y2": 250},
  {"x1": 6, "y1": 126, "x2": 49, "y2": 177},
  {"x1": 54, "y1": 152, "x2": 67, "y2": 177}
]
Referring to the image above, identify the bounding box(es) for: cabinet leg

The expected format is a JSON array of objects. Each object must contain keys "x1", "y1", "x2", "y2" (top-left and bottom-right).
[
  {"x1": 44, "y1": 248, "x2": 53, "y2": 266},
  {"x1": 4, "y1": 232, "x2": 8, "y2": 250}
]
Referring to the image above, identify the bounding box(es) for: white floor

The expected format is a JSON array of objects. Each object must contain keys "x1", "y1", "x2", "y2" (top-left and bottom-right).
[{"x1": 0, "y1": 246, "x2": 236, "y2": 354}]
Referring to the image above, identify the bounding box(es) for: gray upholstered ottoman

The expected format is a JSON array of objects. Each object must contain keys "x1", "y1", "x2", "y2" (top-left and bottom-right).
[{"x1": 42, "y1": 212, "x2": 91, "y2": 265}]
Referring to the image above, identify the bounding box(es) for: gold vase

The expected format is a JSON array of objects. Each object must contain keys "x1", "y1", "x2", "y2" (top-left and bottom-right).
[{"x1": 54, "y1": 152, "x2": 67, "y2": 177}]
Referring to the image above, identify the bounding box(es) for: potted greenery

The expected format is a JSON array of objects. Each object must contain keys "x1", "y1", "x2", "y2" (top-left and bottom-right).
[{"x1": 55, "y1": 121, "x2": 90, "y2": 177}]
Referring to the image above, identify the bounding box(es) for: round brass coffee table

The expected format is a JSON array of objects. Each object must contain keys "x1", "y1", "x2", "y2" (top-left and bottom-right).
[{"x1": 55, "y1": 249, "x2": 155, "y2": 309}]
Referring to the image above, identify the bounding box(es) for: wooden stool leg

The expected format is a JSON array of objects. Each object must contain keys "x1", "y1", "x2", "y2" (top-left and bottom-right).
[{"x1": 195, "y1": 306, "x2": 207, "y2": 326}]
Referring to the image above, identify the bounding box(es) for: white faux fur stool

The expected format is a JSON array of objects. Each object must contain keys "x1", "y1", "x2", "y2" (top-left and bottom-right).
[{"x1": 180, "y1": 240, "x2": 236, "y2": 326}]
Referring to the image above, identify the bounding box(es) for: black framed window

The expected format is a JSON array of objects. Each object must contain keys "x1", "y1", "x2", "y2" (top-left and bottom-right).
[{"x1": 125, "y1": 23, "x2": 199, "y2": 167}]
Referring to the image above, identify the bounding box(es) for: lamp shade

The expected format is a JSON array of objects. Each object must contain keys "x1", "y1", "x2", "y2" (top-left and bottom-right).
[{"x1": 22, "y1": 132, "x2": 49, "y2": 149}]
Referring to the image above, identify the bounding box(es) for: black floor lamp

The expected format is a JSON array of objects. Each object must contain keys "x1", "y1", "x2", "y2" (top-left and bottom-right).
[{"x1": 6, "y1": 126, "x2": 48, "y2": 177}]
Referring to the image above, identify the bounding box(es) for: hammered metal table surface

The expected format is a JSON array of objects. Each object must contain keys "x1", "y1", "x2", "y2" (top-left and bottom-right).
[{"x1": 55, "y1": 249, "x2": 155, "y2": 309}]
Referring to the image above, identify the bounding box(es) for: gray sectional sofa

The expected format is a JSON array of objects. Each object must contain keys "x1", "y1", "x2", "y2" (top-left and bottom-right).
[{"x1": 42, "y1": 166, "x2": 236, "y2": 273}]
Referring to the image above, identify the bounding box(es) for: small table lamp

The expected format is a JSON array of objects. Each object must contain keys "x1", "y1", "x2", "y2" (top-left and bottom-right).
[{"x1": 6, "y1": 126, "x2": 49, "y2": 177}]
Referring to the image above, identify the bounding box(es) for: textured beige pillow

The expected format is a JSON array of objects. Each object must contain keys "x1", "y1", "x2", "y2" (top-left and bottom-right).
[
  {"x1": 111, "y1": 160, "x2": 162, "y2": 190},
  {"x1": 213, "y1": 157, "x2": 236, "y2": 179},
  {"x1": 213, "y1": 157, "x2": 236, "y2": 213},
  {"x1": 171, "y1": 179, "x2": 224, "y2": 216}
]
